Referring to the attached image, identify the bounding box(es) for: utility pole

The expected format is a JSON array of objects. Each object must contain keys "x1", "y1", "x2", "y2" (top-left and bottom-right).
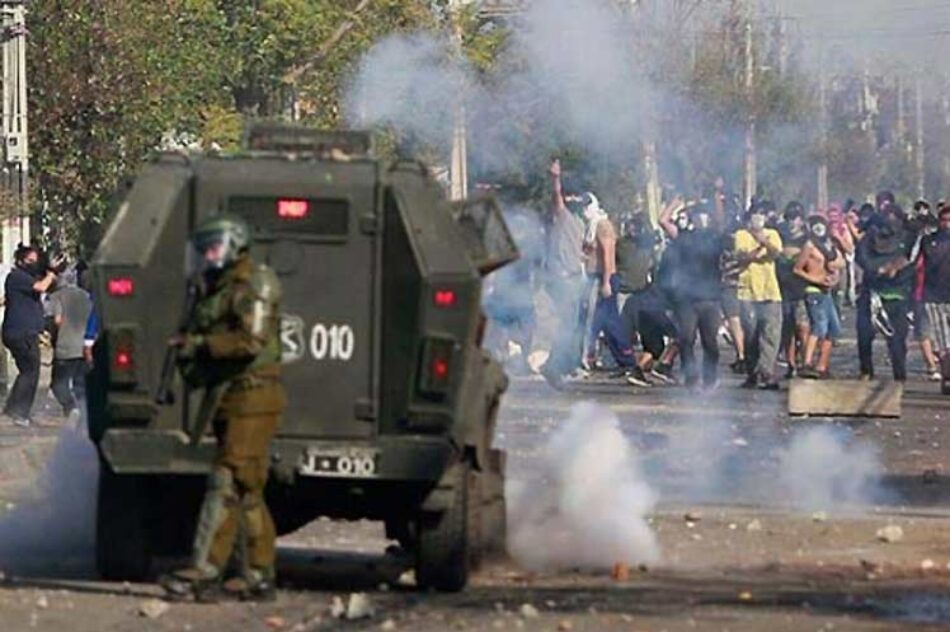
[
  {"x1": 743, "y1": 1, "x2": 756, "y2": 209},
  {"x1": 817, "y1": 59, "x2": 829, "y2": 210},
  {"x1": 915, "y1": 72, "x2": 925, "y2": 200},
  {"x1": 0, "y1": 1, "x2": 28, "y2": 395},
  {"x1": 448, "y1": 0, "x2": 469, "y2": 202},
  {"x1": 0, "y1": 1, "x2": 27, "y2": 260}
]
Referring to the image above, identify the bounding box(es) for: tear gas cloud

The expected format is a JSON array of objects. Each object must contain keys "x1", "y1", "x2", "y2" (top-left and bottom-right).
[
  {"x1": 777, "y1": 425, "x2": 883, "y2": 512},
  {"x1": 503, "y1": 403, "x2": 885, "y2": 571},
  {"x1": 0, "y1": 417, "x2": 98, "y2": 575},
  {"x1": 642, "y1": 416, "x2": 884, "y2": 511},
  {"x1": 346, "y1": 0, "x2": 651, "y2": 170},
  {"x1": 507, "y1": 402, "x2": 660, "y2": 571}
]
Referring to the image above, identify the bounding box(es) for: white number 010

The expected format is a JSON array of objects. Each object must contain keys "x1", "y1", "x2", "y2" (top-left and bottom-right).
[{"x1": 310, "y1": 323, "x2": 355, "y2": 361}]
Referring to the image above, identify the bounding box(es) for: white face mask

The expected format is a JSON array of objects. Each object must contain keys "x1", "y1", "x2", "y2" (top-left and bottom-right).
[
  {"x1": 582, "y1": 192, "x2": 604, "y2": 223},
  {"x1": 749, "y1": 215, "x2": 766, "y2": 230},
  {"x1": 811, "y1": 224, "x2": 828, "y2": 239},
  {"x1": 695, "y1": 214, "x2": 711, "y2": 230}
]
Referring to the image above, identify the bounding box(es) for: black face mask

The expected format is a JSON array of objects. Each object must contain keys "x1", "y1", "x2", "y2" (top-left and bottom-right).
[{"x1": 19, "y1": 261, "x2": 43, "y2": 277}]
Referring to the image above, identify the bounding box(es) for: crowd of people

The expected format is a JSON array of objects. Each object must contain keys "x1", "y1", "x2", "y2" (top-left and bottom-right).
[
  {"x1": 485, "y1": 160, "x2": 950, "y2": 396},
  {"x1": 0, "y1": 244, "x2": 95, "y2": 426}
]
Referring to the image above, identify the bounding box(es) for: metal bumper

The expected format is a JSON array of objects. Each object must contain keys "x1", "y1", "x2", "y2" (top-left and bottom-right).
[{"x1": 100, "y1": 429, "x2": 456, "y2": 483}]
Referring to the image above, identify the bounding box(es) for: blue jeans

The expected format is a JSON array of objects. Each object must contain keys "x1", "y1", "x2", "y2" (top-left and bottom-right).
[
  {"x1": 590, "y1": 274, "x2": 636, "y2": 368},
  {"x1": 805, "y1": 292, "x2": 841, "y2": 341}
]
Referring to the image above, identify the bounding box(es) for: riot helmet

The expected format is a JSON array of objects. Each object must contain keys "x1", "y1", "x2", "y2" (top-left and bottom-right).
[{"x1": 191, "y1": 214, "x2": 251, "y2": 272}]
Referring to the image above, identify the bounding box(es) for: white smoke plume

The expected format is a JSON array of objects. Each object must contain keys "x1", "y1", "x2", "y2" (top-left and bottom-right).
[
  {"x1": 777, "y1": 425, "x2": 883, "y2": 512},
  {"x1": 346, "y1": 0, "x2": 651, "y2": 170},
  {"x1": 642, "y1": 417, "x2": 884, "y2": 513},
  {"x1": 507, "y1": 402, "x2": 660, "y2": 571},
  {"x1": 0, "y1": 416, "x2": 98, "y2": 574}
]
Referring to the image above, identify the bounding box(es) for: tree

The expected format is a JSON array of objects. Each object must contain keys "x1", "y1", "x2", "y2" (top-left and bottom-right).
[{"x1": 29, "y1": 0, "x2": 233, "y2": 252}]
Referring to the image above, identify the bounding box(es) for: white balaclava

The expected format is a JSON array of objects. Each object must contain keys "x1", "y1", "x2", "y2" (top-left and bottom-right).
[{"x1": 582, "y1": 192, "x2": 608, "y2": 244}]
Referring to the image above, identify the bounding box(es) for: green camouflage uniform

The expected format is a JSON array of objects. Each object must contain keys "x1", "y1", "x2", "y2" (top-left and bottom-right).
[{"x1": 178, "y1": 253, "x2": 285, "y2": 582}]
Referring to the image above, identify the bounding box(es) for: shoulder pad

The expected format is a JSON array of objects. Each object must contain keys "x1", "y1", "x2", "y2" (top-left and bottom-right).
[{"x1": 248, "y1": 264, "x2": 281, "y2": 303}]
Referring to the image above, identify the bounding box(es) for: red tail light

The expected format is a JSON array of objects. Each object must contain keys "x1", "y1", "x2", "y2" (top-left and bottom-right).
[
  {"x1": 432, "y1": 357, "x2": 450, "y2": 380},
  {"x1": 277, "y1": 199, "x2": 310, "y2": 219},
  {"x1": 434, "y1": 289, "x2": 457, "y2": 309},
  {"x1": 107, "y1": 277, "x2": 134, "y2": 297},
  {"x1": 418, "y1": 337, "x2": 454, "y2": 397},
  {"x1": 114, "y1": 348, "x2": 134, "y2": 370}
]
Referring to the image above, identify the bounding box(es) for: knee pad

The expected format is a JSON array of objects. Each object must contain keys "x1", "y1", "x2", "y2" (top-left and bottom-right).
[{"x1": 240, "y1": 494, "x2": 267, "y2": 539}]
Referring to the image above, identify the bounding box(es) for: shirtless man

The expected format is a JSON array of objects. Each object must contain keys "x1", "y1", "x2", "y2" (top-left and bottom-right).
[{"x1": 794, "y1": 215, "x2": 846, "y2": 378}]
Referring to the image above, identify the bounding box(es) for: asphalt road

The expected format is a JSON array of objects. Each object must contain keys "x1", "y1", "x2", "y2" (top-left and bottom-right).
[{"x1": 0, "y1": 328, "x2": 948, "y2": 631}]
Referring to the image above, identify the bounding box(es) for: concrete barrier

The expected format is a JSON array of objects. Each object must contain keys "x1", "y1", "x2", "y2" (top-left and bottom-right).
[{"x1": 788, "y1": 379, "x2": 902, "y2": 418}]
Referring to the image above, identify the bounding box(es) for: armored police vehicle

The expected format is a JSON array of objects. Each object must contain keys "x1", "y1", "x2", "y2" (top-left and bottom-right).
[{"x1": 87, "y1": 126, "x2": 516, "y2": 592}]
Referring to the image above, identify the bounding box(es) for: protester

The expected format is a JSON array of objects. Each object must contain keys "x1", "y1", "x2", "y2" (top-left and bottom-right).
[
  {"x1": 617, "y1": 213, "x2": 677, "y2": 384},
  {"x1": 2, "y1": 245, "x2": 60, "y2": 426},
  {"x1": 777, "y1": 202, "x2": 810, "y2": 378},
  {"x1": 827, "y1": 203, "x2": 856, "y2": 306},
  {"x1": 660, "y1": 201, "x2": 724, "y2": 389},
  {"x1": 720, "y1": 227, "x2": 747, "y2": 374},
  {"x1": 920, "y1": 205, "x2": 950, "y2": 395},
  {"x1": 580, "y1": 191, "x2": 642, "y2": 382},
  {"x1": 735, "y1": 203, "x2": 784, "y2": 390},
  {"x1": 539, "y1": 159, "x2": 587, "y2": 390},
  {"x1": 855, "y1": 206, "x2": 915, "y2": 381},
  {"x1": 46, "y1": 268, "x2": 93, "y2": 415},
  {"x1": 908, "y1": 200, "x2": 942, "y2": 381},
  {"x1": 794, "y1": 215, "x2": 845, "y2": 379}
]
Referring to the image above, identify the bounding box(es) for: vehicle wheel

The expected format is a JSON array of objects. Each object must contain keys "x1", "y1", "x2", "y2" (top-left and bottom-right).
[
  {"x1": 415, "y1": 464, "x2": 469, "y2": 592},
  {"x1": 96, "y1": 463, "x2": 152, "y2": 581},
  {"x1": 479, "y1": 448, "x2": 507, "y2": 557}
]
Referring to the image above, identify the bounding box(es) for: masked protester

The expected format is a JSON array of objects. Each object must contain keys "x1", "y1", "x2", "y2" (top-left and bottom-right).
[
  {"x1": 617, "y1": 214, "x2": 678, "y2": 385},
  {"x1": 794, "y1": 216, "x2": 846, "y2": 379},
  {"x1": 161, "y1": 214, "x2": 284, "y2": 602},
  {"x1": 907, "y1": 200, "x2": 943, "y2": 381},
  {"x1": 855, "y1": 207, "x2": 915, "y2": 381},
  {"x1": 777, "y1": 202, "x2": 810, "y2": 378},
  {"x1": 920, "y1": 205, "x2": 950, "y2": 394},
  {"x1": 2, "y1": 245, "x2": 59, "y2": 426},
  {"x1": 669, "y1": 204, "x2": 725, "y2": 389},
  {"x1": 578, "y1": 192, "x2": 641, "y2": 382},
  {"x1": 539, "y1": 160, "x2": 589, "y2": 390},
  {"x1": 734, "y1": 204, "x2": 784, "y2": 389}
]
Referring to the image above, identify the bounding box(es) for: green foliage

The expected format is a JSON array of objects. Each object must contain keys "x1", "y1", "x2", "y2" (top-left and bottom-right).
[
  {"x1": 28, "y1": 0, "x2": 434, "y2": 252},
  {"x1": 29, "y1": 0, "x2": 232, "y2": 252}
]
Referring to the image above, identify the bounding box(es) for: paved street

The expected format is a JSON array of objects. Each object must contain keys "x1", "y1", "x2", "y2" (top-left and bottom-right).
[{"x1": 0, "y1": 330, "x2": 948, "y2": 631}]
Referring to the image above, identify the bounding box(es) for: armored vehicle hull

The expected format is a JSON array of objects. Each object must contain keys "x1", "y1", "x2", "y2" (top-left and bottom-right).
[{"x1": 88, "y1": 129, "x2": 517, "y2": 592}]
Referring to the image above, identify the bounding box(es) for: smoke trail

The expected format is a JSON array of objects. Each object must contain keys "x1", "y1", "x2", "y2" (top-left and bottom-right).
[
  {"x1": 507, "y1": 402, "x2": 660, "y2": 571},
  {"x1": 0, "y1": 414, "x2": 99, "y2": 575},
  {"x1": 777, "y1": 425, "x2": 883, "y2": 511}
]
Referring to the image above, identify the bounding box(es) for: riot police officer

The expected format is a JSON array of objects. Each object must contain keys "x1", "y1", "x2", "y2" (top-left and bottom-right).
[{"x1": 161, "y1": 214, "x2": 285, "y2": 602}]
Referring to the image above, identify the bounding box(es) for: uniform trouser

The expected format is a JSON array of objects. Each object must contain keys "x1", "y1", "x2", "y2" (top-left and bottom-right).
[
  {"x1": 543, "y1": 274, "x2": 586, "y2": 377},
  {"x1": 589, "y1": 274, "x2": 636, "y2": 369},
  {"x1": 676, "y1": 299, "x2": 720, "y2": 387},
  {"x1": 741, "y1": 301, "x2": 782, "y2": 379},
  {"x1": 2, "y1": 334, "x2": 40, "y2": 419},
  {"x1": 856, "y1": 293, "x2": 909, "y2": 380},
  {"x1": 51, "y1": 358, "x2": 86, "y2": 415},
  {"x1": 193, "y1": 411, "x2": 281, "y2": 576}
]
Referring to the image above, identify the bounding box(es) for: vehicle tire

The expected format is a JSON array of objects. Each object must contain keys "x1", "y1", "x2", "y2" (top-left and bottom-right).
[
  {"x1": 415, "y1": 464, "x2": 469, "y2": 592},
  {"x1": 96, "y1": 463, "x2": 152, "y2": 581},
  {"x1": 479, "y1": 448, "x2": 507, "y2": 557}
]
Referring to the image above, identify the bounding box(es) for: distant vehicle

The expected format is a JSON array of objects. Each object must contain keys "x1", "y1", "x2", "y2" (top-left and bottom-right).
[{"x1": 87, "y1": 125, "x2": 517, "y2": 592}]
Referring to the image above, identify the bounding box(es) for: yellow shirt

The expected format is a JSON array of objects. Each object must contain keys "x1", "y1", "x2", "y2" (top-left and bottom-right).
[{"x1": 735, "y1": 228, "x2": 783, "y2": 302}]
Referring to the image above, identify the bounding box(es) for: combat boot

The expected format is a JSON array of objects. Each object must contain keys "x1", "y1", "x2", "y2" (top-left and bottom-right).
[
  {"x1": 222, "y1": 569, "x2": 277, "y2": 603},
  {"x1": 159, "y1": 567, "x2": 223, "y2": 603}
]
